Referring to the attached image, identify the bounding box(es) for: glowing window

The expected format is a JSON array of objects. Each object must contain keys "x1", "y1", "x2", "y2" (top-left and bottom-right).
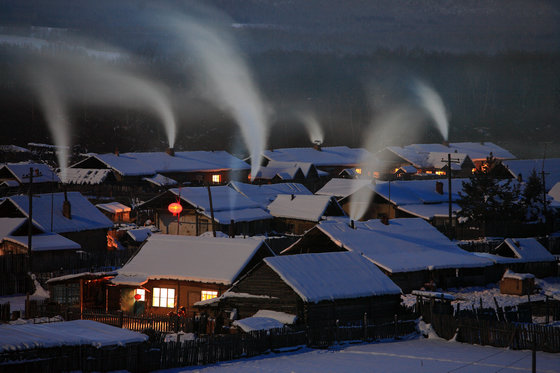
[
  {"x1": 435, "y1": 171, "x2": 446, "y2": 176},
  {"x1": 355, "y1": 168, "x2": 362, "y2": 175},
  {"x1": 153, "y1": 287, "x2": 175, "y2": 308},
  {"x1": 201, "y1": 290, "x2": 218, "y2": 301},
  {"x1": 135, "y1": 289, "x2": 145, "y2": 301},
  {"x1": 212, "y1": 174, "x2": 221, "y2": 183},
  {"x1": 472, "y1": 168, "x2": 477, "y2": 173}
]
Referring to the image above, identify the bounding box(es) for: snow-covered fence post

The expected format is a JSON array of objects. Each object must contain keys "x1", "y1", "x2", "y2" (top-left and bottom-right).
[
  {"x1": 118, "y1": 310, "x2": 123, "y2": 328},
  {"x1": 394, "y1": 314, "x2": 398, "y2": 340}
]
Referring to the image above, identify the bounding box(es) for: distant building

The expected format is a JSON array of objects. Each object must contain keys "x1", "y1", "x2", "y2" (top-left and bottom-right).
[{"x1": 0, "y1": 162, "x2": 60, "y2": 196}]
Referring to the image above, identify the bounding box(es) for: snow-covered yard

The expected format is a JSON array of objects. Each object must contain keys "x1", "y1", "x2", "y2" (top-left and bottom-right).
[
  {"x1": 160, "y1": 337, "x2": 560, "y2": 373},
  {"x1": 402, "y1": 277, "x2": 560, "y2": 312}
]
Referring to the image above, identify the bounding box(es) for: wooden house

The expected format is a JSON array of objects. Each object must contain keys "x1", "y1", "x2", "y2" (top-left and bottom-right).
[
  {"x1": 96, "y1": 202, "x2": 132, "y2": 223},
  {"x1": 378, "y1": 142, "x2": 516, "y2": 175},
  {"x1": 139, "y1": 186, "x2": 272, "y2": 237},
  {"x1": 267, "y1": 194, "x2": 346, "y2": 234},
  {"x1": 499, "y1": 270, "x2": 535, "y2": 296},
  {"x1": 47, "y1": 271, "x2": 119, "y2": 312},
  {"x1": 261, "y1": 146, "x2": 371, "y2": 191},
  {"x1": 474, "y1": 238, "x2": 557, "y2": 279},
  {"x1": 0, "y1": 217, "x2": 85, "y2": 273},
  {"x1": 196, "y1": 251, "x2": 402, "y2": 327},
  {"x1": 228, "y1": 181, "x2": 312, "y2": 208},
  {"x1": 250, "y1": 161, "x2": 324, "y2": 191},
  {"x1": 0, "y1": 192, "x2": 113, "y2": 269},
  {"x1": 0, "y1": 162, "x2": 60, "y2": 196},
  {"x1": 110, "y1": 234, "x2": 274, "y2": 316},
  {"x1": 282, "y1": 218, "x2": 495, "y2": 292},
  {"x1": 69, "y1": 150, "x2": 250, "y2": 187}
]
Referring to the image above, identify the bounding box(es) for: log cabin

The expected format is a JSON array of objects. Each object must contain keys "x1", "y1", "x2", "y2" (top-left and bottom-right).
[
  {"x1": 139, "y1": 186, "x2": 272, "y2": 237},
  {"x1": 282, "y1": 218, "x2": 495, "y2": 292},
  {"x1": 110, "y1": 234, "x2": 274, "y2": 316},
  {"x1": 196, "y1": 251, "x2": 402, "y2": 327}
]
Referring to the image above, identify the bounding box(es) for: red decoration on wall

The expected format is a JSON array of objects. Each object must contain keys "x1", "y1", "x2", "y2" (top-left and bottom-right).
[{"x1": 134, "y1": 293, "x2": 142, "y2": 300}]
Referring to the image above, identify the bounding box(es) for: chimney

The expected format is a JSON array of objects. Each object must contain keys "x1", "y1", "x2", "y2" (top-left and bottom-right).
[
  {"x1": 229, "y1": 219, "x2": 235, "y2": 238},
  {"x1": 435, "y1": 181, "x2": 444, "y2": 195},
  {"x1": 291, "y1": 194, "x2": 295, "y2": 200},
  {"x1": 350, "y1": 220, "x2": 355, "y2": 229},
  {"x1": 442, "y1": 141, "x2": 449, "y2": 147},
  {"x1": 313, "y1": 142, "x2": 322, "y2": 151},
  {"x1": 166, "y1": 147, "x2": 175, "y2": 156},
  {"x1": 517, "y1": 173, "x2": 523, "y2": 183},
  {"x1": 62, "y1": 190, "x2": 71, "y2": 219},
  {"x1": 381, "y1": 216, "x2": 389, "y2": 225},
  {"x1": 114, "y1": 147, "x2": 119, "y2": 156}
]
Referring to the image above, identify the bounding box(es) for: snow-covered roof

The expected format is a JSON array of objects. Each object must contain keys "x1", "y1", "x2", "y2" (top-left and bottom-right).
[
  {"x1": 1, "y1": 180, "x2": 20, "y2": 187},
  {"x1": 126, "y1": 227, "x2": 153, "y2": 242},
  {"x1": 170, "y1": 186, "x2": 272, "y2": 224},
  {"x1": 47, "y1": 271, "x2": 117, "y2": 284},
  {"x1": 62, "y1": 168, "x2": 111, "y2": 185},
  {"x1": 0, "y1": 217, "x2": 27, "y2": 239},
  {"x1": 397, "y1": 203, "x2": 461, "y2": 219},
  {"x1": 267, "y1": 194, "x2": 344, "y2": 222},
  {"x1": 0, "y1": 145, "x2": 29, "y2": 153},
  {"x1": 1, "y1": 162, "x2": 60, "y2": 184},
  {"x1": 0, "y1": 320, "x2": 148, "y2": 352},
  {"x1": 397, "y1": 165, "x2": 418, "y2": 174},
  {"x1": 502, "y1": 158, "x2": 560, "y2": 191},
  {"x1": 425, "y1": 152, "x2": 471, "y2": 170},
  {"x1": 233, "y1": 317, "x2": 285, "y2": 332},
  {"x1": 96, "y1": 202, "x2": 131, "y2": 214},
  {"x1": 550, "y1": 182, "x2": 560, "y2": 202},
  {"x1": 498, "y1": 238, "x2": 555, "y2": 263},
  {"x1": 142, "y1": 173, "x2": 178, "y2": 187},
  {"x1": 386, "y1": 142, "x2": 515, "y2": 164},
  {"x1": 502, "y1": 269, "x2": 535, "y2": 281},
  {"x1": 263, "y1": 146, "x2": 370, "y2": 167},
  {"x1": 4, "y1": 233, "x2": 81, "y2": 252},
  {"x1": 73, "y1": 151, "x2": 249, "y2": 177},
  {"x1": 229, "y1": 181, "x2": 312, "y2": 208},
  {"x1": 372, "y1": 179, "x2": 466, "y2": 205},
  {"x1": 310, "y1": 219, "x2": 493, "y2": 273},
  {"x1": 3, "y1": 192, "x2": 113, "y2": 233},
  {"x1": 315, "y1": 178, "x2": 374, "y2": 199},
  {"x1": 112, "y1": 234, "x2": 266, "y2": 286},
  {"x1": 264, "y1": 251, "x2": 401, "y2": 303}
]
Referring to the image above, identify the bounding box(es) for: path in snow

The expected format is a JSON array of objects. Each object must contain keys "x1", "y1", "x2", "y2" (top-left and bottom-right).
[{"x1": 161, "y1": 338, "x2": 560, "y2": 373}]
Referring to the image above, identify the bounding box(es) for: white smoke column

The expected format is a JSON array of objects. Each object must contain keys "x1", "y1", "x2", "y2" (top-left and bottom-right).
[
  {"x1": 168, "y1": 15, "x2": 268, "y2": 177},
  {"x1": 26, "y1": 52, "x2": 177, "y2": 151},
  {"x1": 34, "y1": 75, "x2": 71, "y2": 182},
  {"x1": 348, "y1": 107, "x2": 421, "y2": 221},
  {"x1": 413, "y1": 80, "x2": 449, "y2": 141},
  {"x1": 297, "y1": 111, "x2": 324, "y2": 145}
]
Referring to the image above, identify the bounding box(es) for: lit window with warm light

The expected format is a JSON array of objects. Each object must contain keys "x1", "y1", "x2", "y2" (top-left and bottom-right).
[
  {"x1": 425, "y1": 171, "x2": 433, "y2": 174},
  {"x1": 435, "y1": 171, "x2": 446, "y2": 176},
  {"x1": 153, "y1": 287, "x2": 175, "y2": 308},
  {"x1": 472, "y1": 168, "x2": 477, "y2": 174},
  {"x1": 355, "y1": 168, "x2": 362, "y2": 175},
  {"x1": 212, "y1": 174, "x2": 221, "y2": 183},
  {"x1": 201, "y1": 290, "x2": 218, "y2": 301},
  {"x1": 135, "y1": 289, "x2": 145, "y2": 301}
]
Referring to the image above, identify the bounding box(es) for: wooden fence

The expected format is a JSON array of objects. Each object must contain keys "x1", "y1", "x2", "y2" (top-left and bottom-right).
[
  {"x1": 81, "y1": 311, "x2": 197, "y2": 333},
  {"x1": 1, "y1": 320, "x2": 417, "y2": 372},
  {"x1": 430, "y1": 315, "x2": 560, "y2": 353}
]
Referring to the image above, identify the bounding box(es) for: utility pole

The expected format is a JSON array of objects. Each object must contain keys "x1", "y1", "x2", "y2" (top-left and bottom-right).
[
  {"x1": 441, "y1": 154, "x2": 461, "y2": 239},
  {"x1": 541, "y1": 144, "x2": 550, "y2": 236},
  {"x1": 206, "y1": 183, "x2": 216, "y2": 237},
  {"x1": 22, "y1": 168, "x2": 42, "y2": 273}
]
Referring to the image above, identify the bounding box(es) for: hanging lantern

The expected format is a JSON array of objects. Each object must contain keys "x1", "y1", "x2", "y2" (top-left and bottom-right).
[
  {"x1": 168, "y1": 202, "x2": 183, "y2": 216},
  {"x1": 134, "y1": 293, "x2": 142, "y2": 300}
]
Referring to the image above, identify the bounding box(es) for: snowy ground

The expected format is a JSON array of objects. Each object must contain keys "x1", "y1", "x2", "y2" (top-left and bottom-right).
[
  {"x1": 0, "y1": 278, "x2": 49, "y2": 312},
  {"x1": 159, "y1": 337, "x2": 560, "y2": 373}
]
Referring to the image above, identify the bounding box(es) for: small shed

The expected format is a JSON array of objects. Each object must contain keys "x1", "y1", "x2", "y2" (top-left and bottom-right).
[
  {"x1": 96, "y1": 202, "x2": 132, "y2": 223},
  {"x1": 198, "y1": 252, "x2": 402, "y2": 326},
  {"x1": 499, "y1": 270, "x2": 535, "y2": 296}
]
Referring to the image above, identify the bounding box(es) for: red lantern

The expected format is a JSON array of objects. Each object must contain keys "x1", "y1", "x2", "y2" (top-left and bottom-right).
[
  {"x1": 134, "y1": 293, "x2": 142, "y2": 300},
  {"x1": 168, "y1": 202, "x2": 183, "y2": 215}
]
